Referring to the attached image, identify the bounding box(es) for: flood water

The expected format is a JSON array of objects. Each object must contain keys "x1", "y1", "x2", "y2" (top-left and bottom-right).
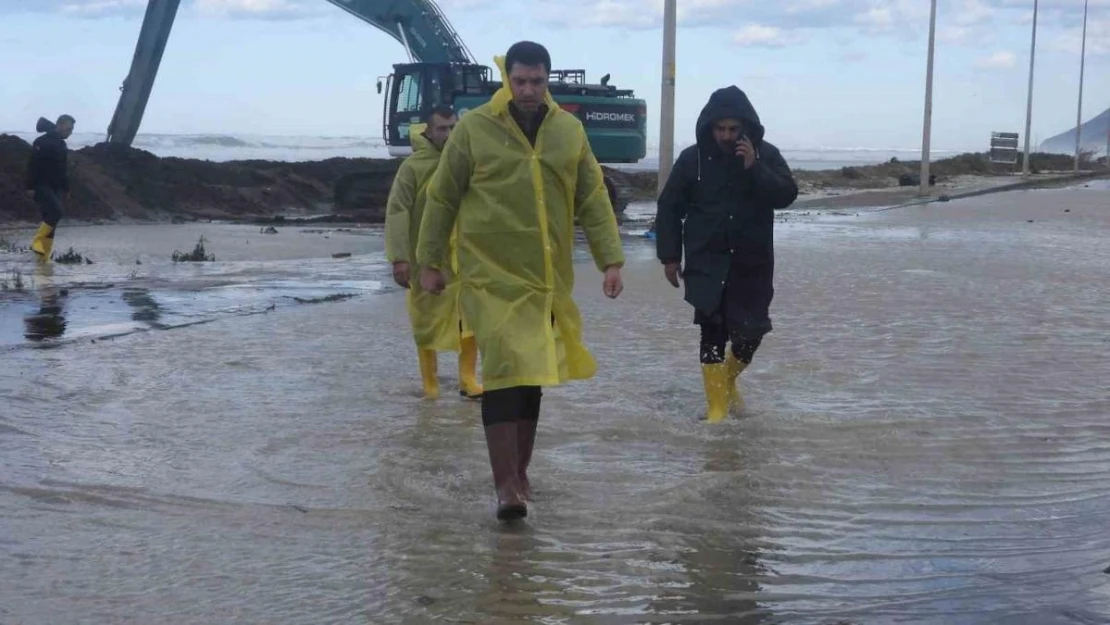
[{"x1": 2, "y1": 185, "x2": 1109, "y2": 624}]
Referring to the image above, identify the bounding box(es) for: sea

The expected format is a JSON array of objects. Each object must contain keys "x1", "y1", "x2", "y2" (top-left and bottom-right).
[{"x1": 3, "y1": 131, "x2": 962, "y2": 172}]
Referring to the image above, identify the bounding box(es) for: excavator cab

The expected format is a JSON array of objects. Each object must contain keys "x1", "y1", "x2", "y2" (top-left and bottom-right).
[
  {"x1": 380, "y1": 60, "x2": 646, "y2": 168},
  {"x1": 381, "y1": 62, "x2": 493, "y2": 156}
]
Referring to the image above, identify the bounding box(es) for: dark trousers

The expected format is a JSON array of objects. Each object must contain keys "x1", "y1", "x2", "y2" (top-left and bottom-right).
[
  {"x1": 481, "y1": 386, "x2": 542, "y2": 427},
  {"x1": 699, "y1": 323, "x2": 762, "y2": 365},
  {"x1": 35, "y1": 187, "x2": 63, "y2": 228},
  {"x1": 697, "y1": 257, "x2": 774, "y2": 366}
]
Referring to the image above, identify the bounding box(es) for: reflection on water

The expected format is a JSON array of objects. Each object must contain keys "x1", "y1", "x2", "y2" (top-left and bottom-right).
[
  {"x1": 121, "y1": 287, "x2": 165, "y2": 328},
  {"x1": 22, "y1": 264, "x2": 68, "y2": 343},
  {"x1": 22, "y1": 290, "x2": 68, "y2": 342},
  {"x1": 1, "y1": 190, "x2": 1110, "y2": 624}
]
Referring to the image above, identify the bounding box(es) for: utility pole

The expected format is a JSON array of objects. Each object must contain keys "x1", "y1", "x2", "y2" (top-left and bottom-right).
[
  {"x1": 919, "y1": 0, "x2": 937, "y2": 197},
  {"x1": 1022, "y1": 0, "x2": 1039, "y2": 177},
  {"x1": 656, "y1": 0, "x2": 677, "y2": 197},
  {"x1": 1073, "y1": 0, "x2": 1088, "y2": 173}
]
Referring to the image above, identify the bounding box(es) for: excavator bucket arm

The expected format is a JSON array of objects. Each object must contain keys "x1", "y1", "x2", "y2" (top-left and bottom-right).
[{"x1": 105, "y1": 0, "x2": 181, "y2": 146}]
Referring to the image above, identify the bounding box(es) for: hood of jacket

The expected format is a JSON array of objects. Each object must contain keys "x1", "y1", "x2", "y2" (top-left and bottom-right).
[
  {"x1": 410, "y1": 122, "x2": 435, "y2": 155},
  {"x1": 36, "y1": 117, "x2": 58, "y2": 136},
  {"x1": 695, "y1": 86, "x2": 765, "y2": 150}
]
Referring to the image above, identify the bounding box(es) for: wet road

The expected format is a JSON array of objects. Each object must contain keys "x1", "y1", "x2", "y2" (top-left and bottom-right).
[{"x1": 2, "y1": 185, "x2": 1109, "y2": 624}]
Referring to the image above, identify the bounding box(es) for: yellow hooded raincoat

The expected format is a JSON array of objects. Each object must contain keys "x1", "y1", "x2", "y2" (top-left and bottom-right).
[
  {"x1": 385, "y1": 123, "x2": 472, "y2": 352},
  {"x1": 415, "y1": 57, "x2": 625, "y2": 392}
]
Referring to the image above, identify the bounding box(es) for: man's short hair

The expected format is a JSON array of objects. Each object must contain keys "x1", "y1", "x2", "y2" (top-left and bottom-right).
[
  {"x1": 505, "y1": 41, "x2": 551, "y2": 74},
  {"x1": 57, "y1": 114, "x2": 75, "y2": 126},
  {"x1": 424, "y1": 104, "x2": 456, "y2": 123}
]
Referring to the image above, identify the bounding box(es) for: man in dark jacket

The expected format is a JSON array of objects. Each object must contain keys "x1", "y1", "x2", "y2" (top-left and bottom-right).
[
  {"x1": 655, "y1": 86, "x2": 798, "y2": 423},
  {"x1": 26, "y1": 115, "x2": 75, "y2": 260}
]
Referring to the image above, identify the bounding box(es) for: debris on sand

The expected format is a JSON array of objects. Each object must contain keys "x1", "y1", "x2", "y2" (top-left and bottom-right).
[
  {"x1": 292, "y1": 293, "x2": 358, "y2": 304},
  {"x1": 53, "y1": 247, "x2": 93, "y2": 265},
  {"x1": 1, "y1": 268, "x2": 27, "y2": 292},
  {"x1": 0, "y1": 235, "x2": 28, "y2": 254},
  {"x1": 172, "y1": 236, "x2": 216, "y2": 262}
]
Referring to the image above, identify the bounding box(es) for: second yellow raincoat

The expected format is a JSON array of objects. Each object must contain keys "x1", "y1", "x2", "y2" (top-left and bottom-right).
[
  {"x1": 385, "y1": 123, "x2": 471, "y2": 351},
  {"x1": 416, "y1": 57, "x2": 625, "y2": 392}
]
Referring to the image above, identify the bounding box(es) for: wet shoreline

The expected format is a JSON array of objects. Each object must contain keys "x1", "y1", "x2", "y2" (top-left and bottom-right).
[{"x1": 2, "y1": 183, "x2": 1109, "y2": 624}]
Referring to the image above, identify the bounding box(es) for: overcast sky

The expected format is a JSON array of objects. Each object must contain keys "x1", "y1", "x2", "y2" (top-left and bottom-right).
[{"x1": 1, "y1": 0, "x2": 1108, "y2": 152}]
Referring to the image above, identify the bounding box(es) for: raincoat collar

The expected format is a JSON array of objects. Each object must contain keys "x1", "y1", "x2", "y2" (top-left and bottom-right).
[
  {"x1": 409, "y1": 122, "x2": 440, "y2": 155},
  {"x1": 489, "y1": 55, "x2": 558, "y2": 119}
]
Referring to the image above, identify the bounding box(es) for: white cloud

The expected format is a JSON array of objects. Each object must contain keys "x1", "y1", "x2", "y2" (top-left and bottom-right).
[
  {"x1": 854, "y1": 5, "x2": 894, "y2": 30},
  {"x1": 839, "y1": 49, "x2": 867, "y2": 62},
  {"x1": 534, "y1": 0, "x2": 655, "y2": 28},
  {"x1": 57, "y1": 0, "x2": 144, "y2": 15},
  {"x1": 974, "y1": 50, "x2": 1017, "y2": 69},
  {"x1": 786, "y1": 0, "x2": 840, "y2": 12},
  {"x1": 438, "y1": 0, "x2": 493, "y2": 8},
  {"x1": 531, "y1": 0, "x2": 742, "y2": 28},
  {"x1": 14, "y1": 0, "x2": 1110, "y2": 44},
  {"x1": 193, "y1": 0, "x2": 317, "y2": 18},
  {"x1": 954, "y1": 0, "x2": 995, "y2": 26},
  {"x1": 853, "y1": 0, "x2": 930, "y2": 33},
  {"x1": 1052, "y1": 17, "x2": 1110, "y2": 56},
  {"x1": 934, "y1": 0, "x2": 997, "y2": 44},
  {"x1": 732, "y1": 24, "x2": 800, "y2": 47},
  {"x1": 940, "y1": 26, "x2": 974, "y2": 43}
]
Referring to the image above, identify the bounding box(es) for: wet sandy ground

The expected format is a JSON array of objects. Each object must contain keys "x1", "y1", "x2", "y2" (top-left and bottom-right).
[{"x1": 2, "y1": 185, "x2": 1109, "y2": 624}]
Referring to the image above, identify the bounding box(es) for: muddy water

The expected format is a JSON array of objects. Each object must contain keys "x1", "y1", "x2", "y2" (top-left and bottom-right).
[{"x1": 2, "y1": 187, "x2": 1110, "y2": 624}]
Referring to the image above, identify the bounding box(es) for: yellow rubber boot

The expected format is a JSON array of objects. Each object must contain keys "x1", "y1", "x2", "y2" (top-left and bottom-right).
[
  {"x1": 418, "y1": 348, "x2": 439, "y2": 399},
  {"x1": 30, "y1": 223, "x2": 54, "y2": 260},
  {"x1": 725, "y1": 352, "x2": 748, "y2": 413},
  {"x1": 701, "y1": 363, "x2": 731, "y2": 424},
  {"x1": 458, "y1": 335, "x2": 483, "y2": 399}
]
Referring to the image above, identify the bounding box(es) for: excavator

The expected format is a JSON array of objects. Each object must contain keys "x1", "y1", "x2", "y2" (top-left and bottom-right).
[{"x1": 105, "y1": 0, "x2": 647, "y2": 210}]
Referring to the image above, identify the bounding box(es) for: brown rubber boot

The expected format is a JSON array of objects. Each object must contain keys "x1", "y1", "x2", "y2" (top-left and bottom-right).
[
  {"x1": 517, "y1": 418, "x2": 538, "y2": 501},
  {"x1": 484, "y1": 422, "x2": 527, "y2": 521}
]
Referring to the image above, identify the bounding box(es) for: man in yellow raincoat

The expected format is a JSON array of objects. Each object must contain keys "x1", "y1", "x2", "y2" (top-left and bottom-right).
[
  {"x1": 385, "y1": 105, "x2": 483, "y2": 400},
  {"x1": 417, "y1": 41, "x2": 625, "y2": 522}
]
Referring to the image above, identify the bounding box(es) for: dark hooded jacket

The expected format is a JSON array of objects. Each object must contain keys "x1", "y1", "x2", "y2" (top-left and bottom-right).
[
  {"x1": 655, "y1": 86, "x2": 797, "y2": 320},
  {"x1": 26, "y1": 117, "x2": 70, "y2": 193}
]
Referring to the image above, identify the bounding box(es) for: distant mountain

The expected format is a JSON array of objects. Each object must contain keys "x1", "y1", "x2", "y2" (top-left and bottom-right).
[{"x1": 1039, "y1": 106, "x2": 1110, "y2": 156}]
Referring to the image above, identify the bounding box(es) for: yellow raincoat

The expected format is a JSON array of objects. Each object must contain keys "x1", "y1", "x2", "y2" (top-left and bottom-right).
[
  {"x1": 416, "y1": 57, "x2": 625, "y2": 392},
  {"x1": 385, "y1": 123, "x2": 471, "y2": 351}
]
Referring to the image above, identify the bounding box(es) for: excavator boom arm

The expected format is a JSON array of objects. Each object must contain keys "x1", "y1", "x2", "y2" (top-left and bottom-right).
[
  {"x1": 322, "y1": 0, "x2": 474, "y2": 63},
  {"x1": 107, "y1": 0, "x2": 473, "y2": 146},
  {"x1": 105, "y1": 0, "x2": 181, "y2": 145}
]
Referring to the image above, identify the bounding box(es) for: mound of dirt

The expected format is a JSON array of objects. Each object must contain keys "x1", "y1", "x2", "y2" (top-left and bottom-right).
[
  {"x1": 0, "y1": 135, "x2": 402, "y2": 225},
  {"x1": 0, "y1": 134, "x2": 39, "y2": 222},
  {"x1": 6, "y1": 133, "x2": 1093, "y2": 225}
]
